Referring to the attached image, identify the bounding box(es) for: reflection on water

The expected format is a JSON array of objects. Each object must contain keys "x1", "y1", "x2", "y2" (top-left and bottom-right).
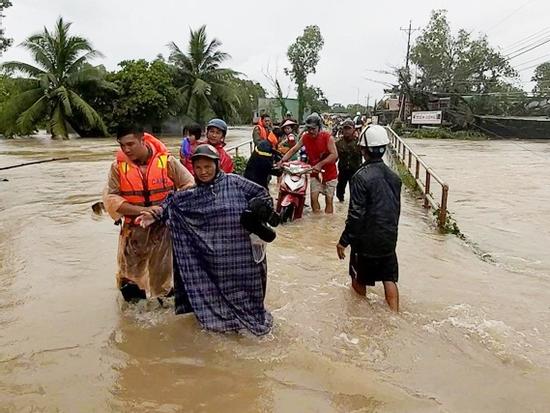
[{"x1": 1, "y1": 131, "x2": 550, "y2": 412}]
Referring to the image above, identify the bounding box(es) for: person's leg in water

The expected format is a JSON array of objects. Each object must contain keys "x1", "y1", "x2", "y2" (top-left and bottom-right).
[
  {"x1": 351, "y1": 278, "x2": 366, "y2": 296},
  {"x1": 336, "y1": 171, "x2": 347, "y2": 202},
  {"x1": 311, "y1": 190, "x2": 321, "y2": 213},
  {"x1": 325, "y1": 180, "x2": 336, "y2": 214},
  {"x1": 325, "y1": 193, "x2": 334, "y2": 214},
  {"x1": 382, "y1": 281, "x2": 399, "y2": 312}
]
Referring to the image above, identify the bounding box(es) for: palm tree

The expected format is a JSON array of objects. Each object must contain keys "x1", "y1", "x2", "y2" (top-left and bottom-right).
[
  {"x1": 168, "y1": 25, "x2": 239, "y2": 125},
  {"x1": 1, "y1": 17, "x2": 113, "y2": 138}
]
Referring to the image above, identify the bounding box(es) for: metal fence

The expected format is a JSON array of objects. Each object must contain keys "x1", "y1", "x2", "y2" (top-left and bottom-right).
[
  {"x1": 225, "y1": 139, "x2": 253, "y2": 158},
  {"x1": 386, "y1": 127, "x2": 449, "y2": 228}
]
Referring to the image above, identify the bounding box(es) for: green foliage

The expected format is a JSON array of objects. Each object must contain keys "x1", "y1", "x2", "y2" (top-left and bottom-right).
[
  {"x1": 228, "y1": 77, "x2": 266, "y2": 124},
  {"x1": 285, "y1": 26, "x2": 324, "y2": 123},
  {"x1": 411, "y1": 10, "x2": 516, "y2": 94},
  {"x1": 108, "y1": 59, "x2": 177, "y2": 131},
  {"x1": 346, "y1": 104, "x2": 368, "y2": 116},
  {"x1": 303, "y1": 85, "x2": 330, "y2": 114},
  {"x1": 391, "y1": 119, "x2": 404, "y2": 135},
  {"x1": 532, "y1": 62, "x2": 550, "y2": 96},
  {"x1": 330, "y1": 103, "x2": 347, "y2": 113},
  {"x1": 232, "y1": 155, "x2": 247, "y2": 175},
  {"x1": 0, "y1": 75, "x2": 36, "y2": 136},
  {"x1": 0, "y1": 0, "x2": 13, "y2": 54},
  {"x1": 0, "y1": 17, "x2": 113, "y2": 138},
  {"x1": 407, "y1": 127, "x2": 487, "y2": 140},
  {"x1": 410, "y1": 10, "x2": 518, "y2": 116},
  {"x1": 169, "y1": 25, "x2": 239, "y2": 125}
]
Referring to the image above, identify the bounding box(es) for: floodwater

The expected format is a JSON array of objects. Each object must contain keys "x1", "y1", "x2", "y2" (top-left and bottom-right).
[{"x1": 1, "y1": 129, "x2": 550, "y2": 412}]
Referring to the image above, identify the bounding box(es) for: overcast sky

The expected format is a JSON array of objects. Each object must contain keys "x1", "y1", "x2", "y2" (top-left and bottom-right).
[{"x1": 2, "y1": 0, "x2": 549, "y2": 105}]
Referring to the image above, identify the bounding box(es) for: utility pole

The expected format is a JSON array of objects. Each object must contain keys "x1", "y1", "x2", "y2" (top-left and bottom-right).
[{"x1": 398, "y1": 21, "x2": 420, "y2": 122}]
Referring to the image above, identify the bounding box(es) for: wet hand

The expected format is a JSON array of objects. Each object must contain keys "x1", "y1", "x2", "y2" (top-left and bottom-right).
[
  {"x1": 336, "y1": 243, "x2": 346, "y2": 260},
  {"x1": 312, "y1": 164, "x2": 322, "y2": 173},
  {"x1": 136, "y1": 206, "x2": 162, "y2": 228}
]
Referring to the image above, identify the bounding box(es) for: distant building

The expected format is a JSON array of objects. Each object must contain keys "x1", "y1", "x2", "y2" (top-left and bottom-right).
[{"x1": 256, "y1": 98, "x2": 310, "y2": 123}]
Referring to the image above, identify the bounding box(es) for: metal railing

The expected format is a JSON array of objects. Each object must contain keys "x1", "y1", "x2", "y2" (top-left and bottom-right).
[
  {"x1": 225, "y1": 139, "x2": 254, "y2": 157},
  {"x1": 386, "y1": 127, "x2": 449, "y2": 228}
]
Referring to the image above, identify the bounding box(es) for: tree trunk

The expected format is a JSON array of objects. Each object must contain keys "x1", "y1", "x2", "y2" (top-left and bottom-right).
[{"x1": 297, "y1": 81, "x2": 305, "y2": 124}]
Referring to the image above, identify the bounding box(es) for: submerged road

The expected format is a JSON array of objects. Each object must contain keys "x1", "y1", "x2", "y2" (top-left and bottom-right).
[{"x1": 1, "y1": 129, "x2": 550, "y2": 412}]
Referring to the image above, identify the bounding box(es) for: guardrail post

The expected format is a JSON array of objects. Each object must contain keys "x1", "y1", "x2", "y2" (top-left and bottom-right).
[
  {"x1": 249, "y1": 141, "x2": 253, "y2": 154},
  {"x1": 415, "y1": 159, "x2": 420, "y2": 179},
  {"x1": 235, "y1": 147, "x2": 239, "y2": 157},
  {"x1": 408, "y1": 151, "x2": 412, "y2": 168},
  {"x1": 439, "y1": 184, "x2": 449, "y2": 228},
  {"x1": 424, "y1": 171, "x2": 431, "y2": 208}
]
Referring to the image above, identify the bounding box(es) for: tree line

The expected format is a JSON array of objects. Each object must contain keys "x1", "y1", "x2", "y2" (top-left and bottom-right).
[
  {"x1": 392, "y1": 10, "x2": 550, "y2": 122},
  {"x1": 0, "y1": 15, "x2": 330, "y2": 139}
]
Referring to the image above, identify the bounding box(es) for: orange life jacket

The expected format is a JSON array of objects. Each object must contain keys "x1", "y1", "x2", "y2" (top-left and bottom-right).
[
  {"x1": 256, "y1": 122, "x2": 279, "y2": 148},
  {"x1": 116, "y1": 133, "x2": 174, "y2": 216}
]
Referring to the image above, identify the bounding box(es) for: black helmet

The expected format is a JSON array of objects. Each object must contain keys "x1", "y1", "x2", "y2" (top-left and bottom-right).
[
  {"x1": 304, "y1": 112, "x2": 322, "y2": 129},
  {"x1": 191, "y1": 144, "x2": 220, "y2": 161}
]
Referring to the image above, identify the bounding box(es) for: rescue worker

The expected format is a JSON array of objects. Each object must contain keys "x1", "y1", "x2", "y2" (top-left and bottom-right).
[
  {"x1": 336, "y1": 125, "x2": 402, "y2": 311},
  {"x1": 205, "y1": 118, "x2": 234, "y2": 173},
  {"x1": 278, "y1": 113, "x2": 338, "y2": 214},
  {"x1": 253, "y1": 113, "x2": 278, "y2": 149},
  {"x1": 243, "y1": 140, "x2": 282, "y2": 189},
  {"x1": 179, "y1": 123, "x2": 204, "y2": 175},
  {"x1": 335, "y1": 119, "x2": 363, "y2": 202},
  {"x1": 103, "y1": 125, "x2": 194, "y2": 301}
]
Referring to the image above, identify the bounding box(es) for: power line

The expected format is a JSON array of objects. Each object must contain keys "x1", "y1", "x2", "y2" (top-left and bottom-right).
[
  {"x1": 514, "y1": 53, "x2": 550, "y2": 69},
  {"x1": 486, "y1": 0, "x2": 537, "y2": 33},
  {"x1": 502, "y1": 27, "x2": 550, "y2": 52},
  {"x1": 506, "y1": 36, "x2": 550, "y2": 60}
]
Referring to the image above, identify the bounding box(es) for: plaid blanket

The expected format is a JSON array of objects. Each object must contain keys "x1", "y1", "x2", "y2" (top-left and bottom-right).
[{"x1": 163, "y1": 173, "x2": 273, "y2": 336}]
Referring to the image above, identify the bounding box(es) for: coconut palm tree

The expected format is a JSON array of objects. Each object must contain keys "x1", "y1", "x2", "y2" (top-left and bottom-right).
[
  {"x1": 168, "y1": 25, "x2": 239, "y2": 125},
  {"x1": 1, "y1": 17, "x2": 113, "y2": 138}
]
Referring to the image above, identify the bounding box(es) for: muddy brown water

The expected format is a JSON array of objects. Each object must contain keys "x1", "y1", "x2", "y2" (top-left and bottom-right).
[{"x1": 1, "y1": 129, "x2": 550, "y2": 412}]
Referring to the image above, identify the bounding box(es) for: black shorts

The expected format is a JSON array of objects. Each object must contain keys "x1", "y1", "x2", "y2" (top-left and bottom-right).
[{"x1": 349, "y1": 251, "x2": 399, "y2": 286}]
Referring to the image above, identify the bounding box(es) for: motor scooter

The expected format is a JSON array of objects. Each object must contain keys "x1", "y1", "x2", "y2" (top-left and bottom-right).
[{"x1": 275, "y1": 161, "x2": 312, "y2": 223}]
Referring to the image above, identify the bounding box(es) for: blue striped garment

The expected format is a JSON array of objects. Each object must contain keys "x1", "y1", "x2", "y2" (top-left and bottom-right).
[{"x1": 163, "y1": 172, "x2": 273, "y2": 336}]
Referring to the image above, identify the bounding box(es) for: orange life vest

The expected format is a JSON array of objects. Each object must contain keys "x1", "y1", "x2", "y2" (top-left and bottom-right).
[
  {"x1": 256, "y1": 122, "x2": 279, "y2": 148},
  {"x1": 116, "y1": 133, "x2": 175, "y2": 215}
]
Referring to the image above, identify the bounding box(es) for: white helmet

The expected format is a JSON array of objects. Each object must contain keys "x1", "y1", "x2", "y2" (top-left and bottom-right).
[{"x1": 359, "y1": 125, "x2": 390, "y2": 147}]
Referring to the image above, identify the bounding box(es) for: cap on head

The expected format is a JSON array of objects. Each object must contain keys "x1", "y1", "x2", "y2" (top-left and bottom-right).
[
  {"x1": 206, "y1": 118, "x2": 228, "y2": 135},
  {"x1": 191, "y1": 144, "x2": 220, "y2": 161},
  {"x1": 304, "y1": 112, "x2": 322, "y2": 129},
  {"x1": 341, "y1": 119, "x2": 355, "y2": 128}
]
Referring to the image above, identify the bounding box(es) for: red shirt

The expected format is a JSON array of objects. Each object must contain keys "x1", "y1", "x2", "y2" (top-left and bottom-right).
[
  {"x1": 216, "y1": 144, "x2": 234, "y2": 173},
  {"x1": 302, "y1": 130, "x2": 338, "y2": 181}
]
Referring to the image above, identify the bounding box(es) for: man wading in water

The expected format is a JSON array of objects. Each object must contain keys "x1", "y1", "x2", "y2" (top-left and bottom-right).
[
  {"x1": 279, "y1": 113, "x2": 339, "y2": 213},
  {"x1": 103, "y1": 125, "x2": 194, "y2": 301},
  {"x1": 335, "y1": 118, "x2": 363, "y2": 202},
  {"x1": 336, "y1": 125, "x2": 402, "y2": 311}
]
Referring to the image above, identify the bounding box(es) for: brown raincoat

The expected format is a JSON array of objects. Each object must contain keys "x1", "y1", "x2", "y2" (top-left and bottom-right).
[{"x1": 103, "y1": 155, "x2": 194, "y2": 297}]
